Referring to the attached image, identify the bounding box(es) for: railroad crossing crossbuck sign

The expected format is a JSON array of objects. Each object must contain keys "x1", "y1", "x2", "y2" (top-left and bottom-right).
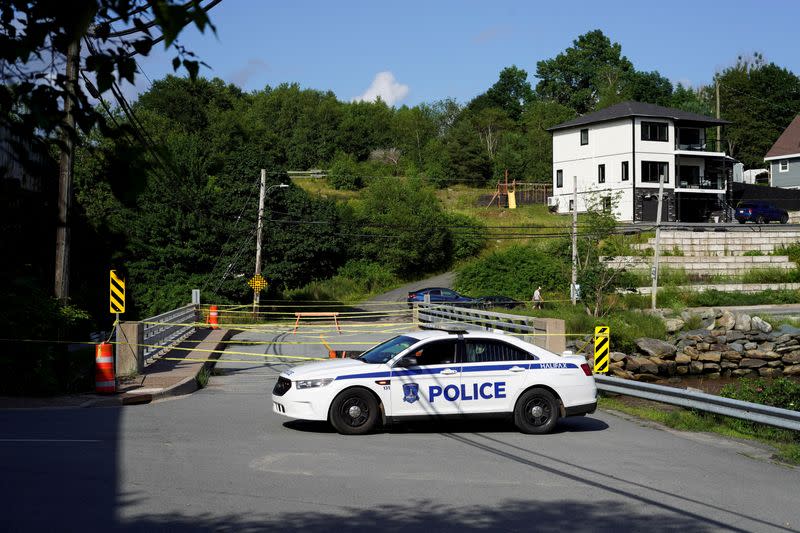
[
  {"x1": 594, "y1": 326, "x2": 610, "y2": 373},
  {"x1": 248, "y1": 274, "x2": 268, "y2": 292},
  {"x1": 109, "y1": 270, "x2": 125, "y2": 314}
]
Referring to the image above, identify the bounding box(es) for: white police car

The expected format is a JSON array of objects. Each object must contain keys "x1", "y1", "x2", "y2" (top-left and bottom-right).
[{"x1": 272, "y1": 328, "x2": 596, "y2": 435}]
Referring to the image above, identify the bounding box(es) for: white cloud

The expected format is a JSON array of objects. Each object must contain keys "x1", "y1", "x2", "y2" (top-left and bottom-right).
[{"x1": 354, "y1": 71, "x2": 409, "y2": 107}]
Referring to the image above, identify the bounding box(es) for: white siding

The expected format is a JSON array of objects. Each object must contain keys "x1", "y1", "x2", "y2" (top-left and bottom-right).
[{"x1": 551, "y1": 119, "x2": 637, "y2": 221}]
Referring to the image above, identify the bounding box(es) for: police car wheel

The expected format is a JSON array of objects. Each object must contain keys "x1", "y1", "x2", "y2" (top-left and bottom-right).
[
  {"x1": 514, "y1": 388, "x2": 558, "y2": 434},
  {"x1": 330, "y1": 388, "x2": 379, "y2": 435}
]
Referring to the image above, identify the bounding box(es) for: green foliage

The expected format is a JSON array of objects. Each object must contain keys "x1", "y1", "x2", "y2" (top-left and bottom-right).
[
  {"x1": 721, "y1": 377, "x2": 800, "y2": 411},
  {"x1": 773, "y1": 243, "x2": 800, "y2": 263},
  {"x1": 327, "y1": 151, "x2": 363, "y2": 190},
  {"x1": 467, "y1": 66, "x2": 535, "y2": 122},
  {"x1": 285, "y1": 260, "x2": 400, "y2": 303},
  {"x1": 0, "y1": 277, "x2": 95, "y2": 395},
  {"x1": 742, "y1": 250, "x2": 764, "y2": 256},
  {"x1": 454, "y1": 244, "x2": 569, "y2": 300},
  {"x1": 718, "y1": 54, "x2": 800, "y2": 168},
  {"x1": 442, "y1": 212, "x2": 487, "y2": 262},
  {"x1": 350, "y1": 178, "x2": 450, "y2": 278},
  {"x1": 687, "y1": 289, "x2": 800, "y2": 307}
]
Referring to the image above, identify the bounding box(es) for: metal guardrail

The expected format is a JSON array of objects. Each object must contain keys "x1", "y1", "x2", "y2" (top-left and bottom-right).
[
  {"x1": 416, "y1": 303, "x2": 565, "y2": 354},
  {"x1": 141, "y1": 304, "x2": 197, "y2": 364},
  {"x1": 424, "y1": 304, "x2": 800, "y2": 431},
  {"x1": 595, "y1": 375, "x2": 800, "y2": 432}
]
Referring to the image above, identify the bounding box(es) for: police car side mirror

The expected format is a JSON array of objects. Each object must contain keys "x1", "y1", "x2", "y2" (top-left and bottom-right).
[{"x1": 395, "y1": 356, "x2": 417, "y2": 368}]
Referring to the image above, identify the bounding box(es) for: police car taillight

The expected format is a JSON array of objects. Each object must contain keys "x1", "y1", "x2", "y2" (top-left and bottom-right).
[{"x1": 580, "y1": 363, "x2": 592, "y2": 376}]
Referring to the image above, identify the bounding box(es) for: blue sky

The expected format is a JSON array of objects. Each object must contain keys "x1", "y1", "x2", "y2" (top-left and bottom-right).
[{"x1": 130, "y1": 0, "x2": 800, "y2": 106}]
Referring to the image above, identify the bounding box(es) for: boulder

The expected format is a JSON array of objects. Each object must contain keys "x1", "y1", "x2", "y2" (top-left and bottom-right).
[
  {"x1": 689, "y1": 361, "x2": 704, "y2": 374},
  {"x1": 751, "y1": 316, "x2": 773, "y2": 333},
  {"x1": 745, "y1": 349, "x2": 780, "y2": 360},
  {"x1": 720, "y1": 361, "x2": 739, "y2": 370},
  {"x1": 703, "y1": 363, "x2": 721, "y2": 372},
  {"x1": 721, "y1": 351, "x2": 742, "y2": 362},
  {"x1": 698, "y1": 351, "x2": 721, "y2": 363},
  {"x1": 701, "y1": 318, "x2": 716, "y2": 331},
  {"x1": 767, "y1": 361, "x2": 783, "y2": 368},
  {"x1": 610, "y1": 361, "x2": 625, "y2": 370},
  {"x1": 676, "y1": 365, "x2": 689, "y2": 375},
  {"x1": 700, "y1": 308, "x2": 716, "y2": 320},
  {"x1": 610, "y1": 352, "x2": 627, "y2": 362},
  {"x1": 664, "y1": 318, "x2": 685, "y2": 333},
  {"x1": 626, "y1": 356, "x2": 659, "y2": 374},
  {"x1": 612, "y1": 369, "x2": 634, "y2": 379},
  {"x1": 696, "y1": 342, "x2": 710, "y2": 351},
  {"x1": 635, "y1": 338, "x2": 677, "y2": 359},
  {"x1": 734, "y1": 313, "x2": 751, "y2": 331},
  {"x1": 782, "y1": 351, "x2": 800, "y2": 365},
  {"x1": 727, "y1": 343, "x2": 744, "y2": 353},
  {"x1": 705, "y1": 372, "x2": 721, "y2": 380},
  {"x1": 744, "y1": 342, "x2": 757, "y2": 350},
  {"x1": 732, "y1": 369, "x2": 755, "y2": 377},
  {"x1": 739, "y1": 358, "x2": 767, "y2": 369},
  {"x1": 716, "y1": 311, "x2": 736, "y2": 330},
  {"x1": 783, "y1": 365, "x2": 800, "y2": 376},
  {"x1": 758, "y1": 342, "x2": 775, "y2": 352},
  {"x1": 683, "y1": 346, "x2": 701, "y2": 360},
  {"x1": 726, "y1": 331, "x2": 745, "y2": 342},
  {"x1": 675, "y1": 353, "x2": 692, "y2": 364},
  {"x1": 758, "y1": 367, "x2": 782, "y2": 378}
]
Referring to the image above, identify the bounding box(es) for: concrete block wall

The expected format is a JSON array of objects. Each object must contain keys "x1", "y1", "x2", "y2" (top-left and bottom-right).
[
  {"x1": 605, "y1": 255, "x2": 797, "y2": 276},
  {"x1": 633, "y1": 229, "x2": 800, "y2": 256}
]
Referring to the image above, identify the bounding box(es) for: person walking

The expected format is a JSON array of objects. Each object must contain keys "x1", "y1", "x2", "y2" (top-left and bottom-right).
[{"x1": 533, "y1": 286, "x2": 542, "y2": 309}]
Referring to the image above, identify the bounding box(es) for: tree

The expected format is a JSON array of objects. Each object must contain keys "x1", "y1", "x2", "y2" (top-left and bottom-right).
[
  {"x1": 1, "y1": 0, "x2": 217, "y2": 146},
  {"x1": 535, "y1": 30, "x2": 634, "y2": 114},
  {"x1": 520, "y1": 100, "x2": 576, "y2": 182},
  {"x1": 717, "y1": 55, "x2": 800, "y2": 168},
  {"x1": 468, "y1": 66, "x2": 535, "y2": 122}
]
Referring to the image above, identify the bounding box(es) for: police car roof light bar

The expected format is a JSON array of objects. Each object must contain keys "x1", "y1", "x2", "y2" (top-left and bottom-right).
[{"x1": 419, "y1": 323, "x2": 471, "y2": 334}]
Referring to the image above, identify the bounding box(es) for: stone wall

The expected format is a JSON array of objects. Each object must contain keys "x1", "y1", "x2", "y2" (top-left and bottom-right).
[{"x1": 572, "y1": 310, "x2": 800, "y2": 382}]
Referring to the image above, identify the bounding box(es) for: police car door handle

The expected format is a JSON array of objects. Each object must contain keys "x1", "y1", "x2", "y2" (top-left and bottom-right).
[
  {"x1": 439, "y1": 368, "x2": 458, "y2": 375},
  {"x1": 509, "y1": 366, "x2": 526, "y2": 372}
]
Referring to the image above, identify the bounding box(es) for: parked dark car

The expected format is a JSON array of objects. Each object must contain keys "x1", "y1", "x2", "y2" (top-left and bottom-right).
[
  {"x1": 735, "y1": 202, "x2": 789, "y2": 224},
  {"x1": 406, "y1": 287, "x2": 476, "y2": 307},
  {"x1": 475, "y1": 295, "x2": 523, "y2": 310}
]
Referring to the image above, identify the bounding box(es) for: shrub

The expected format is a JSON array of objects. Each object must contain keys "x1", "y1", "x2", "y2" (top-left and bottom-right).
[
  {"x1": 327, "y1": 151, "x2": 363, "y2": 190},
  {"x1": 455, "y1": 244, "x2": 569, "y2": 300},
  {"x1": 442, "y1": 211, "x2": 486, "y2": 262},
  {"x1": 772, "y1": 243, "x2": 800, "y2": 263},
  {"x1": 742, "y1": 250, "x2": 764, "y2": 256},
  {"x1": 285, "y1": 260, "x2": 400, "y2": 303},
  {"x1": 721, "y1": 377, "x2": 800, "y2": 411}
]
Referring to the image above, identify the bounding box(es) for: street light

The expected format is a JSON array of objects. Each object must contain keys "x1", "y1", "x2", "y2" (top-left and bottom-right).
[{"x1": 253, "y1": 172, "x2": 289, "y2": 313}]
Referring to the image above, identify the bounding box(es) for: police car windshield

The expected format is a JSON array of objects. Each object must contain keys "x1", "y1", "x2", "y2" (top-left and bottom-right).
[{"x1": 359, "y1": 335, "x2": 417, "y2": 364}]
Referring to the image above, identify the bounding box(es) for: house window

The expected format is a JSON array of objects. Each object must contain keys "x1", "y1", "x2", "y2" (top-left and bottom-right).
[
  {"x1": 580, "y1": 128, "x2": 588, "y2": 145},
  {"x1": 602, "y1": 197, "x2": 612, "y2": 213},
  {"x1": 569, "y1": 199, "x2": 575, "y2": 212},
  {"x1": 556, "y1": 169, "x2": 563, "y2": 188},
  {"x1": 641, "y1": 121, "x2": 668, "y2": 142},
  {"x1": 642, "y1": 161, "x2": 669, "y2": 183},
  {"x1": 621, "y1": 161, "x2": 629, "y2": 181},
  {"x1": 598, "y1": 164, "x2": 605, "y2": 184},
  {"x1": 780, "y1": 160, "x2": 789, "y2": 172}
]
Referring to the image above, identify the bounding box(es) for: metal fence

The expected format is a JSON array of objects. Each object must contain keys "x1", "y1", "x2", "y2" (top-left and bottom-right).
[
  {"x1": 416, "y1": 303, "x2": 565, "y2": 354},
  {"x1": 595, "y1": 375, "x2": 800, "y2": 432},
  {"x1": 141, "y1": 304, "x2": 198, "y2": 364}
]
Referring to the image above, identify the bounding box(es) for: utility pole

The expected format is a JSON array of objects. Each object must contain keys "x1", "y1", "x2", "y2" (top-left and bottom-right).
[
  {"x1": 651, "y1": 172, "x2": 666, "y2": 311},
  {"x1": 571, "y1": 175, "x2": 578, "y2": 306},
  {"x1": 54, "y1": 38, "x2": 80, "y2": 302},
  {"x1": 253, "y1": 169, "x2": 267, "y2": 313},
  {"x1": 715, "y1": 79, "x2": 721, "y2": 153}
]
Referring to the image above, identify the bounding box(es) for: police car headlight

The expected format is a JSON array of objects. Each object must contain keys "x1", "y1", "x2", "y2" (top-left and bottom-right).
[{"x1": 295, "y1": 378, "x2": 334, "y2": 389}]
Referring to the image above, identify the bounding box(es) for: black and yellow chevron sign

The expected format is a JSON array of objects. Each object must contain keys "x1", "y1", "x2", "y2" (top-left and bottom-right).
[
  {"x1": 109, "y1": 270, "x2": 125, "y2": 314},
  {"x1": 594, "y1": 326, "x2": 610, "y2": 373}
]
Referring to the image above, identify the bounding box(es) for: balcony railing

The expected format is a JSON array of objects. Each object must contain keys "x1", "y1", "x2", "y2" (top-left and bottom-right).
[{"x1": 677, "y1": 176, "x2": 725, "y2": 190}]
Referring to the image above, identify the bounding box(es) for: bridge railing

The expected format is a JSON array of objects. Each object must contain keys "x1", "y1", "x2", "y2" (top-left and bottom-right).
[
  {"x1": 415, "y1": 303, "x2": 565, "y2": 354},
  {"x1": 141, "y1": 304, "x2": 198, "y2": 364}
]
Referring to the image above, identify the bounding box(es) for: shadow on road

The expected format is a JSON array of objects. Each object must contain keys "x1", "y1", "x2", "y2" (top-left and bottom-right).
[{"x1": 283, "y1": 415, "x2": 608, "y2": 435}]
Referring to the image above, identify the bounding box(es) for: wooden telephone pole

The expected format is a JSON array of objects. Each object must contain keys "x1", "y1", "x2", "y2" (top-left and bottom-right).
[{"x1": 54, "y1": 38, "x2": 80, "y2": 302}]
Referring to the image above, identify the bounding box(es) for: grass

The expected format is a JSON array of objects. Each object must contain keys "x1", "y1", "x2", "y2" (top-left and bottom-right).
[
  {"x1": 291, "y1": 177, "x2": 361, "y2": 201},
  {"x1": 196, "y1": 366, "x2": 211, "y2": 388},
  {"x1": 600, "y1": 396, "x2": 800, "y2": 465}
]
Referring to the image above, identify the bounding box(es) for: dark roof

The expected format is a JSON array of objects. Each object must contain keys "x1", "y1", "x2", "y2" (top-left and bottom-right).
[
  {"x1": 547, "y1": 101, "x2": 730, "y2": 131},
  {"x1": 765, "y1": 115, "x2": 800, "y2": 159}
]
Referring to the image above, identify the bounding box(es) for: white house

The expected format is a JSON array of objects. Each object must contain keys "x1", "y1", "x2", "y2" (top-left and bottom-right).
[{"x1": 548, "y1": 101, "x2": 733, "y2": 222}]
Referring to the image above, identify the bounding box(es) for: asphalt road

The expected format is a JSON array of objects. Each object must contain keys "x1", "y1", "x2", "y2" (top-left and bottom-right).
[{"x1": 1, "y1": 330, "x2": 799, "y2": 532}]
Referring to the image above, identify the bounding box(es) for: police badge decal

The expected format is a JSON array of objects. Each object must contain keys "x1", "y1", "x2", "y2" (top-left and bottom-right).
[{"x1": 402, "y1": 383, "x2": 420, "y2": 403}]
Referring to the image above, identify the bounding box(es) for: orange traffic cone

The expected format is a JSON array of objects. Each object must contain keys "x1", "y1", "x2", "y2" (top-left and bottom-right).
[{"x1": 208, "y1": 305, "x2": 219, "y2": 329}]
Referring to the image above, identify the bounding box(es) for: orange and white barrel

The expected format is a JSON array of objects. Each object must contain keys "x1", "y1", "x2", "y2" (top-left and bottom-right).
[
  {"x1": 208, "y1": 304, "x2": 219, "y2": 329},
  {"x1": 95, "y1": 343, "x2": 116, "y2": 393}
]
